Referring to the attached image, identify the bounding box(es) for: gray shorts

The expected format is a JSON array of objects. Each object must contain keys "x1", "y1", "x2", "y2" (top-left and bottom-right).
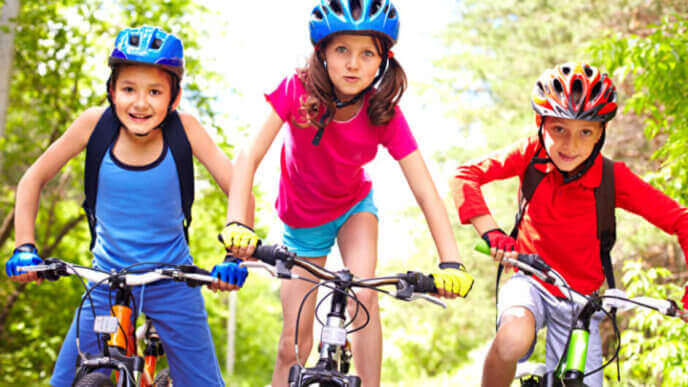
[{"x1": 497, "y1": 273, "x2": 606, "y2": 387}]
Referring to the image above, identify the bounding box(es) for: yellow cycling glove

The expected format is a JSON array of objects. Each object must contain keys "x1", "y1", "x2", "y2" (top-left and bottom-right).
[
  {"x1": 433, "y1": 262, "x2": 474, "y2": 297},
  {"x1": 220, "y1": 222, "x2": 258, "y2": 250}
]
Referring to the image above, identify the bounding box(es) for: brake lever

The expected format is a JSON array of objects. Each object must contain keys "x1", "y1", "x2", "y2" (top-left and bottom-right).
[
  {"x1": 398, "y1": 293, "x2": 447, "y2": 309},
  {"x1": 17, "y1": 258, "x2": 66, "y2": 281}
]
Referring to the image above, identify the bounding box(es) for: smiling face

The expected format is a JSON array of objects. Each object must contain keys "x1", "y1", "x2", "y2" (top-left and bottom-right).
[
  {"x1": 542, "y1": 117, "x2": 604, "y2": 172},
  {"x1": 323, "y1": 34, "x2": 382, "y2": 101},
  {"x1": 110, "y1": 65, "x2": 175, "y2": 136}
]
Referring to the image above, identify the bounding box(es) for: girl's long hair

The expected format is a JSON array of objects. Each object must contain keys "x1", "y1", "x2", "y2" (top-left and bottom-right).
[{"x1": 293, "y1": 34, "x2": 407, "y2": 130}]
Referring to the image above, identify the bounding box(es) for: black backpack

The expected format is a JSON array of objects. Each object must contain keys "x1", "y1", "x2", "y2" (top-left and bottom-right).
[{"x1": 82, "y1": 107, "x2": 195, "y2": 250}]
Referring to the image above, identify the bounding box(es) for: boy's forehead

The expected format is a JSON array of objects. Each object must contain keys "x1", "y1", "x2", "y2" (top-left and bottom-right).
[
  {"x1": 549, "y1": 117, "x2": 602, "y2": 129},
  {"x1": 116, "y1": 64, "x2": 172, "y2": 84}
]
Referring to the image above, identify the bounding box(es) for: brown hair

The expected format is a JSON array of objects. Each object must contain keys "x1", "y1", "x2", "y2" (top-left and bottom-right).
[{"x1": 293, "y1": 34, "x2": 407, "y2": 130}]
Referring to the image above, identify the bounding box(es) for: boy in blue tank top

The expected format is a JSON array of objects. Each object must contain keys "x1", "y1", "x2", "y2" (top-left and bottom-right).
[{"x1": 5, "y1": 26, "x2": 246, "y2": 386}]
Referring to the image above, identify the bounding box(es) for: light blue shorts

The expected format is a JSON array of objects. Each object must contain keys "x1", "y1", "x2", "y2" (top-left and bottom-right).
[{"x1": 283, "y1": 189, "x2": 378, "y2": 257}]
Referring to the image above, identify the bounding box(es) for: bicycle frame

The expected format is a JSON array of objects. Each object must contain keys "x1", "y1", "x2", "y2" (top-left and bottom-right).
[
  {"x1": 243, "y1": 243, "x2": 445, "y2": 387},
  {"x1": 21, "y1": 259, "x2": 217, "y2": 387}
]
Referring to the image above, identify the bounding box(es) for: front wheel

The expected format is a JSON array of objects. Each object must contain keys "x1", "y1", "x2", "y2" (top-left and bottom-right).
[
  {"x1": 73, "y1": 372, "x2": 115, "y2": 387},
  {"x1": 153, "y1": 368, "x2": 172, "y2": 387}
]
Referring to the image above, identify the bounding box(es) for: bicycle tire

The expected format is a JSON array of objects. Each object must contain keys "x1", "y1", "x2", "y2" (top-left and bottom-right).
[
  {"x1": 153, "y1": 368, "x2": 172, "y2": 387},
  {"x1": 73, "y1": 372, "x2": 115, "y2": 387}
]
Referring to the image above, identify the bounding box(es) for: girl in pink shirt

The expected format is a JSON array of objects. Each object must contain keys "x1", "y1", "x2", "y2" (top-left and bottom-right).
[{"x1": 221, "y1": 1, "x2": 474, "y2": 385}]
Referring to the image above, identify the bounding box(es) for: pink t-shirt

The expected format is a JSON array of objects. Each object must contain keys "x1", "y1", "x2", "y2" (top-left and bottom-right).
[{"x1": 266, "y1": 74, "x2": 418, "y2": 228}]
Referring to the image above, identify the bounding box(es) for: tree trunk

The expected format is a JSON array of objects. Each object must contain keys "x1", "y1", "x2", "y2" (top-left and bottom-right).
[{"x1": 0, "y1": 0, "x2": 20, "y2": 138}]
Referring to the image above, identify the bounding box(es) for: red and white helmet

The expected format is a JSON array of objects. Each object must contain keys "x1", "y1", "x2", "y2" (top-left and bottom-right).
[{"x1": 531, "y1": 62, "x2": 617, "y2": 127}]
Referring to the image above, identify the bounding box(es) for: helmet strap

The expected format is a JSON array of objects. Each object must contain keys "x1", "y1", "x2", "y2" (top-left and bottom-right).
[
  {"x1": 538, "y1": 116, "x2": 607, "y2": 183},
  {"x1": 107, "y1": 72, "x2": 180, "y2": 136},
  {"x1": 310, "y1": 46, "x2": 390, "y2": 145},
  {"x1": 320, "y1": 47, "x2": 390, "y2": 109}
]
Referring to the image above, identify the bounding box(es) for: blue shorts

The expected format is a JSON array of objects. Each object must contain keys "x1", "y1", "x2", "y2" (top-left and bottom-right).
[
  {"x1": 283, "y1": 189, "x2": 378, "y2": 257},
  {"x1": 50, "y1": 280, "x2": 224, "y2": 387}
]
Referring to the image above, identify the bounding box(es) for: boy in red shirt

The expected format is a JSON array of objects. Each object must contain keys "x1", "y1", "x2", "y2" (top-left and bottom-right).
[{"x1": 452, "y1": 62, "x2": 688, "y2": 387}]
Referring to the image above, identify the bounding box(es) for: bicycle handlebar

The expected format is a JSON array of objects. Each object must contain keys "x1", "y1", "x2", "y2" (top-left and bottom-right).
[
  {"x1": 244, "y1": 243, "x2": 445, "y2": 308},
  {"x1": 474, "y1": 239, "x2": 686, "y2": 318},
  {"x1": 18, "y1": 259, "x2": 218, "y2": 287}
]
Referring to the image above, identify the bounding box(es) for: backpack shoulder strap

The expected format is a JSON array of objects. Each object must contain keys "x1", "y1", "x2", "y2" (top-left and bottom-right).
[
  {"x1": 495, "y1": 157, "x2": 547, "y2": 330},
  {"x1": 83, "y1": 107, "x2": 120, "y2": 249},
  {"x1": 511, "y1": 160, "x2": 547, "y2": 238},
  {"x1": 595, "y1": 156, "x2": 617, "y2": 288},
  {"x1": 162, "y1": 110, "x2": 195, "y2": 242}
]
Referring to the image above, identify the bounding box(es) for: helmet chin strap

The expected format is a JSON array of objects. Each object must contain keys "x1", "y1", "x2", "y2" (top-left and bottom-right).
[
  {"x1": 312, "y1": 52, "x2": 389, "y2": 145},
  {"x1": 107, "y1": 77, "x2": 180, "y2": 137},
  {"x1": 536, "y1": 118, "x2": 606, "y2": 183},
  {"x1": 331, "y1": 55, "x2": 389, "y2": 109}
]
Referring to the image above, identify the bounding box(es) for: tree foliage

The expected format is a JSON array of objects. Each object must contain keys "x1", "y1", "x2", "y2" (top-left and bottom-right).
[{"x1": 589, "y1": 13, "x2": 688, "y2": 204}]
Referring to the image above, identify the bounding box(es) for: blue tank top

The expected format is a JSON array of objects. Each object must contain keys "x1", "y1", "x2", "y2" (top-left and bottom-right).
[{"x1": 91, "y1": 140, "x2": 191, "y2": 271}]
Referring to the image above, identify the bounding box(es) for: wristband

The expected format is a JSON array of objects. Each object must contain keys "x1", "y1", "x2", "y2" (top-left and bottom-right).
[
  {"x1": 438, "y1": 261, "x2": 466, "y2": 271},
  {"x1": 14, "y1": 243, "x2": 37, "y2": 253}
]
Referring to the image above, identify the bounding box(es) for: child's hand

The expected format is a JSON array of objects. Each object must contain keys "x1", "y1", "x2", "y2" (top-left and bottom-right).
[
  {"x1": 219, "y1": 222, "x2": 258, "y2": 259},
  {"x1": 5, "y1": 244, "x2": 44, "y2": 285},
  {"x1": 481, "y1": 228, "x2": 516, "y2": 268},
  {"x1": 208, "y1": 256, "x2": 248, "y2": 293},
  {"x1": 432, "y1": 262, "x2": 474, "y2": 298}
]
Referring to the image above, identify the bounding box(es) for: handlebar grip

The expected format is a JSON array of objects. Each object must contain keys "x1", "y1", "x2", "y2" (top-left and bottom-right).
[
  {"x1": 474, "y1": 239, "x2": 491, "y2": 255},
  {"x1": 406, "y1": 271, "x2": 438, "y2": 293},
  {"x1": 252, "y1": 243, "x2": 278, "y2": 265}
]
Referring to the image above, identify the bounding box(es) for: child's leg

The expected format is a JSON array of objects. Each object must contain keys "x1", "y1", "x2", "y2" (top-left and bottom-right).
[
  {"x1": 482, "y1": 307, "x2": 536, "y2": 387},
  {"x1": 272, "y1": 256, "x2": 328, "y2": 387},
  {"x1": 337, "y1": 211, "x2": 381, "y2": 386},
  {"x1": 142, "y1": 281, "x2": 224, "y2": 387},
  {"x1": 482, "y1": 274, "x2": 545, "y2": 387},
  {"x1": 50, "y1": 285, "x2": 113, "y2": 387}
]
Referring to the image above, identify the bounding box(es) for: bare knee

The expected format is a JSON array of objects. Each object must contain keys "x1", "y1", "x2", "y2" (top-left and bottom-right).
[
  {"x1": 491, "y1": 307, "x2": 536, "y2": 363},
  {"x1": 347, "y1": 288, "x2": 379, "y2": 320},
  {"x1": 276, "y1": 327, "x2": 313, "y2": 365}
]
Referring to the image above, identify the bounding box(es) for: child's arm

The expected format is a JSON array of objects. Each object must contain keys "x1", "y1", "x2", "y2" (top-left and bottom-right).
[
  {"x1": 180, "y1": 112, "x2": 235, "y2": 196},
  {"x1": 398, "y1": 149, "x2": 473, "y2": 297},
  {"x1": 223, "y1": 107, "x2": 284, "y2": 258},
  {"x1": 9, "y1": 108, "x2": 101, "y2": 282},
  {"x1": 180, "y1": 112, "x2": 257, "y2": 227},
  {"x1": 450, "y1": 139, "x2": 534, "y2": 262},
  {"x1": 399, "y1": 150, "x2": 460, "y2": 262},
  {"x1": 615, "y1": 162, "x2": 688, "y2": 317},
  {"x1": 15, "y1": 108, "x2": 102, "y2": 245}
]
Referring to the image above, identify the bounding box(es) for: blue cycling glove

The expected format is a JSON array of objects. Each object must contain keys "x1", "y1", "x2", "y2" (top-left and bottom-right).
[
  {"x1": 210, "y1": 256, "x2": 248, "y2": 287},
  {"x1": 6, "y1": 243, "x2": 42, "y2": 277}
]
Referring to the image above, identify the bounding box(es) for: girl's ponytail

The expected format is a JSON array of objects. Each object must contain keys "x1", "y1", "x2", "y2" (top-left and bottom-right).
[{"x1": 367, "y1": 55, "x2": 406, "y2": 126}]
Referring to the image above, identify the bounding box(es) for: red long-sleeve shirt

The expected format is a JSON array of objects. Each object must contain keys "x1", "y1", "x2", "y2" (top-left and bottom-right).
[{"x1": 454, "y1": 136, "x2": 688, "y2": 297}]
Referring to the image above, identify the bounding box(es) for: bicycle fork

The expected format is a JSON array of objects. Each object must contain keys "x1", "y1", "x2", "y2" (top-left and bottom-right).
[
  {"x1": 288, "y1": 280, "x2": 360, "y2": 387},
  {"x1": 555, "y1": 301, "x2": 597, "y2": 386}
]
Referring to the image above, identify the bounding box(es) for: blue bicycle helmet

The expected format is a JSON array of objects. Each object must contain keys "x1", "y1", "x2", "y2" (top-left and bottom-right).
[
  {"x1": 109, "y1": 26, "x2": 184, "y2": 79},
  {"x1": 309, "y1": 0, "x2": 400, "y2": 46}
]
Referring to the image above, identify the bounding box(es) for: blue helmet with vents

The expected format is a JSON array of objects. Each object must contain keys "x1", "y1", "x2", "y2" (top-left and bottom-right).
[
  {"x1": 109, "y1": 26, "x2": 184, "y2": 79},
  {"x1": 309, "y1": 0, "x2": 400, "y2": 46}
]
